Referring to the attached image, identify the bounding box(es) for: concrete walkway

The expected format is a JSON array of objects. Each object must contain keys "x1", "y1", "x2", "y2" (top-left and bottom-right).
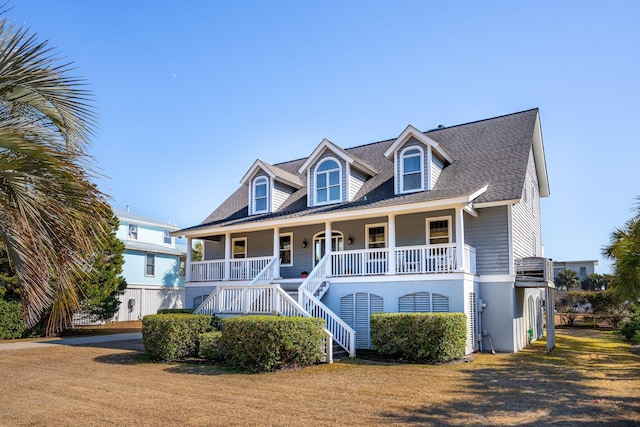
[{"x1": 0, "y1": 332, "x2": 143, "y2": 351}]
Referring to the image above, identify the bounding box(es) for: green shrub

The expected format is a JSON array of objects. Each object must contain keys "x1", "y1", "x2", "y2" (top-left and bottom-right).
[
  {"x1": 142, "y1": 314, "x2": 213, "y2": 360},
  {"x1": 157, "y1": 308, "x2": 196, "y2": 314},
  {"x1": 219, "y1": 316, "x2": 325, "y2": 372},
  {"x1": 0, "y1": 299, "x2": 25, "y2": 340},
  {"x1": 198, "y1": 331, "x2": 224, "y2": 361},
  {"x1": 370, "y1": 313, "x2": 467, "y2": 363},
  {"x1": 621, "y1": 303, "x2": 640, "y2": 341}
]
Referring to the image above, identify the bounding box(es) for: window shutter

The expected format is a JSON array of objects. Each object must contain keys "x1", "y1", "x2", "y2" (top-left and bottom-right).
[{"x1": 432, "y1": 293, "x2": 450, "y2": 312}]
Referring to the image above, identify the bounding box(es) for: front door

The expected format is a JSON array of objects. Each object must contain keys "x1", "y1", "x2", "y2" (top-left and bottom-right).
[{"x1": 313, "y1": 231, "x2": 343, "y2": 266}]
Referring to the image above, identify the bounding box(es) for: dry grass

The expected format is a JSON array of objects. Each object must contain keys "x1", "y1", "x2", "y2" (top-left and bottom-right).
[{"x1": 0, "y1": 328, "x2": 639, "y2": 426}]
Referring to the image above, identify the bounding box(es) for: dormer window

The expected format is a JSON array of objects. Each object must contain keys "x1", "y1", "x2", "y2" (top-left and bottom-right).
[
  {"x1": 401, "y1": 147, "x2": 424, "y2": 193},
  {"x1": 315, "y1": 158, "x2": 341, "y2": 204},
  {"x1": 253, "y1": 177, "x2": 268, "y2": 213}
]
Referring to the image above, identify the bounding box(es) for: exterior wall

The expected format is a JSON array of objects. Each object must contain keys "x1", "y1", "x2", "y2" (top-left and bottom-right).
[
  {"x1": 431, "y1": 155, "x2": 444, "y2": 187},
  {"x1": 308, "y1": 150, "x2": 348, "y2": 206},
  {"x1": 333, "y1": 217, "x2": 388, "y2": 250},
  {"x1": 117, "y1": 222, "x2": 176, "y2": 249},
  {"x1": 348, "y1": 168, "x2": 367, "y2": 201},
  {"x1": 512, "y1": 148, "x2": 542, "y2": 259},
  {"x1": 553, "y1": 261, "x2": 598, "y2": 280},
  {"x1": 279, "y1": 224, "x2": 325, "y2": 278},
  {"x1": 123, "y1": 251, "x2": 182, "y2": 287},
  {"x1": 465, "y1": 206, "x2": 510, "y2": 275},
  {"x1": 273, "y1": 181, "x2": 293, "y2": 211},
  {"x1": 114, "y1": 285, "x2": 184, "y2": 321},
  {"x1": 478, "y1": 280, "x2": 515, "y2": 352},
  {"x1": 185, "y1": 284, "x2": 218, "y2": 309},
  {"x1": 396, "y1": 209, "x2": 456, "y2": 246},
  {"x1": 204, "y1": 239, "x2": 225, "y2": 261}
]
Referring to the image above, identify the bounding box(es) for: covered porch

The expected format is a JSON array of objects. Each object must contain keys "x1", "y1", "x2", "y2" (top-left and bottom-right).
[{"x1": 184, "y1": 203, "x2": 479, "y2": 284}]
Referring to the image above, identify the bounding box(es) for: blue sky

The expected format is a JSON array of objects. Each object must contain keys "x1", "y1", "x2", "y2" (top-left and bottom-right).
[{"x1": 11, "y1": 1, "x2": 640, "y2": 273}]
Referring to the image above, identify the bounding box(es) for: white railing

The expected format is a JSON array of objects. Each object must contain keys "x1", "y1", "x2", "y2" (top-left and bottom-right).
[
  {"x1": 299, "y1": 255, "x2": 356, "y2": 357},
  {"x1": 331, "y1": 248, "x2": 388, "y2": 277},
  {"x1": 395, "y1": 243, "x2": 458, "y2": 274},
  {"x1": 464, "y1": 244, "x2": 476, "y2": 275},
  {"x1": 300, "y1": 255, "x2": 330, "y2": 297},
  {"x1": 190, "y1": 256, "x2": 273, "y2": 282},
  {"x1": 230, "y1": 256, "x2": 273, "y2": 280},
  {"x1": 515, "y1": 257, "x2": 554, "y2": 283},
  {"x1": 193, "y1": 284, "x2": 333, "y2": 362},
  {"x1": 250, "y1": 257, "x2": 279, "y2": 285},
  {"x1": 191, "y1": 260, "x2": 224, "y2": 281}
]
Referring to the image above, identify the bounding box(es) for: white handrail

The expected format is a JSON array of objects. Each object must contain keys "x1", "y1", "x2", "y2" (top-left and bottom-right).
[
  {"x1": 298, "y1": 255, "x2": 356, "y2": 357},
  {"x1": 330, "y1": 248, "x2": 388, "y2": 276},
  {"x1": 250, "y1": 256, "x2": 279, "y2": 285}
]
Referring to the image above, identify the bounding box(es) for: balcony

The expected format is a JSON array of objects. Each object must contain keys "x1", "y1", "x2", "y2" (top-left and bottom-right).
[
  {"x1": 189, "y1": 244, "x2": 476, "y2": 283},
  {"x1": 515, "y1": 257, "x2": 555, "y2": 287}
]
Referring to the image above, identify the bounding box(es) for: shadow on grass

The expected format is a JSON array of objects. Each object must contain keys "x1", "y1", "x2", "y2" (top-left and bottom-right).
[
  {"x1": 378, "y1": 329, "x2": 640, "y2": 426},
  {"x1": 94, "y1": 351, "x2": 147, "y2": 365}
]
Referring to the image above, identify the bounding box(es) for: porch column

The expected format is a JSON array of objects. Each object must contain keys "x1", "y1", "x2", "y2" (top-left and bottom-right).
[
  {"x1": 455, "y1": 206, "x2": 465, "y2": 272},
  {"x1": 325, "y1": 221, "x2": 332, "y2": 276},
  {"x1": 224, "y1": 232, "x2": 231, "y2": 281},
  {"x1": 273, "y1": 227, "x2": 281, "y2": 279},
  {"x1": 387, "y1": 213, "x2": 396, "y2": 274},
  {"x1": 186, "y1": 237, "x2": 192, "y2": 283}
]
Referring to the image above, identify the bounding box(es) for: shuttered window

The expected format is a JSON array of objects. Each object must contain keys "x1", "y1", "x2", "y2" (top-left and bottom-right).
[
  {"x1": 398, "y1": 292, "x2": 450, "y2": 313},
  {"x1": 341, "y1": 292, "x2": 383, "y2": 349}
]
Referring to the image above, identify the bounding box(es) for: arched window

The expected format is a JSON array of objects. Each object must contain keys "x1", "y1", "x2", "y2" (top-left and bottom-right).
[
  {"x1": 400, "y1": 147, "x2": 423, "y2": 192},
  {"x1": 315, "y1": 159, "x2": 341, "y2": 204},
  {"x1": 253, "y1": 176, "x2": 268, "y2": 213}
]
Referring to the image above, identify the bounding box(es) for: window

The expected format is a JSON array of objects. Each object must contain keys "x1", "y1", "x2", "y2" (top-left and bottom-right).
[
  {"x1": 279, "y1": 233, "x2": 293, "y2": 266},
  {"x1": 254, "y1": 177, "x2": 268, "y2": 213},
  {"x1": 315, "y1": 159, "x2": 341, "y2": 204},
  {"x1": 366, "y1": 224, "x2": 386, "y2": 249},
  {"x1": 163, "y1": 230, "x2": 171, "y2": 245},
  {"x1": 193, "y1": 294, "x2": 208, "y2": 308},
  {"x1": 401, "y1": 147, "x2": 423, "y2": 192},
  {"x1": 427, "y1": 217, "x2": 451, "y2": 245},
  {"x1": 128, "y1": 224, "x2": 138, "y2": 240},
  {"x1": 232, "y1": 238, "x2": 247, "y2": 259},
  {"x1": 580, "y1": 266, "x2": 587, "y2": 278},
  {"x1": 145, "y1": 253, "x2": 155, "y2": 276}
]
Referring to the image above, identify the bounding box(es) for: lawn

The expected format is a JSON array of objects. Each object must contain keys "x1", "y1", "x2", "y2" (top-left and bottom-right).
[{"x1": 0, "y1": 328, "x2": 638, "y2": 426}]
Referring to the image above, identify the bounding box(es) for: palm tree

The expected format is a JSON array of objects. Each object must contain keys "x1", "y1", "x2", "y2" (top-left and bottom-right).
[
  {"x1": 0, "y1": 17, "x2": 109, "y2": 333},
  {"x1": 603, "y1": 198, "x2": 640, "y2": 301}
]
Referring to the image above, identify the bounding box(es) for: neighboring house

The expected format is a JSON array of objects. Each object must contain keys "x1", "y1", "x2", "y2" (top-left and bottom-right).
[
  {"x1": 176, "y1": 109, "x2": 555, "y2": 356},
  {"x1": 553, "y1": 260, "x2": 598, "y2": 281},
  {"x1": 113, "y1": 208, "x2": 186, "y2": 321}
]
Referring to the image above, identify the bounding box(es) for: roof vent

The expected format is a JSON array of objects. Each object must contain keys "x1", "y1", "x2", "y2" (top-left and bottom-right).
[{"x1": 437, "y1": 124, "x2": 446, "y2": 129}]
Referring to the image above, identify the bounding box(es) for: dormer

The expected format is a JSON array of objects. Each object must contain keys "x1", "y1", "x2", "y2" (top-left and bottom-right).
[
  {"x1": 384, "y1": 125, "x2": 454, "y2": 195},
  {"x1": 298, "y1": 139, "x2": 376, "y2": 207},
  {"x1": 240, "y1": 160, "x2": 303, "y2": 215}
]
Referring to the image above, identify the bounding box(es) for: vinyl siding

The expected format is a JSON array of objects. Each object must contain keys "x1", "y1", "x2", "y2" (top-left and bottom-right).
[
  {"x1": 349, "y1": 168, "x2": 367, "y2": 201},
  {"x1": 431, "y1": 155, "x2": 444, "y2": 188},
  {"x1": 333, "y1": 217, "x2": 388, "y2": 250},
  {"x1": 512, "y1": 148, "x2": 542, "y2": 260},
  {"x1": 395, "y1": 209, "x2": 456, "y2": 247},
  {"x1": 203, "y1": 239, "x2": 225, "y2": 261},
  {"x1": 465, "y1": 206, "x2": 510, "y2": 275},
  {"x1": 279, "y1": 224, "x2": 324, "y2": 278},
  {"x1": 273, "y1": 181, "x2": 293, "y2": 211}
]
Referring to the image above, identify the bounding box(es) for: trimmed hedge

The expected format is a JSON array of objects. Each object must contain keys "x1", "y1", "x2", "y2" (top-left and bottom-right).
[
  {"x1": 0, "y1": 299, "x2": 25, "y2": 340},
  {"x1": 370, "y1": 312, "x2": 467, "y2": 363},
  {"x1": 157, "y1": 308, "x2": 196, "y2": 314},
  {"x1": 219, "y1": 316, "x2": 326, "y2": 372},
  {"x1": 198, "y1": 331, "x2": 224, "y2": 361},
  {"x1": 142, "y1": 314, "x2": 213, "y2": 361}
]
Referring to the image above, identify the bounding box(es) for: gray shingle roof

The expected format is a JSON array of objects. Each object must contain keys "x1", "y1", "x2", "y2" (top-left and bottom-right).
[{"x1": 189, "y1": 109, "x2": 540, "y2": 233}]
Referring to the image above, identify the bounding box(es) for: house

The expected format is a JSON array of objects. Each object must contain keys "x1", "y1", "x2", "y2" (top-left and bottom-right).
[
  {"x1": 175, "y1": 109, "x2": 555, "y2": 356},
  {"x1": 553, "y1": 260, "x2": 598, "y2": 281},
  {"x1": 113, "y1": 208, "x2": 187, "y2": 321}
]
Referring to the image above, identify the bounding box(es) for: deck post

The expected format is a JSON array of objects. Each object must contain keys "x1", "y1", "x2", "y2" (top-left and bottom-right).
[
  {"x1": 224, "y1": 232, "x2": 231, "y2": 281},
  {"x1": 387, "y1": 213, "x2": 396, "y2": 274},
  {"x1": 186, "y1": 237, "x2": 192, "y2": 283},
  {"x1": 455, "y1": 206, "x2": 465, "y2": 272},
  {"x1": 325, "y1": 221, "x2": 332, "y2": 277}
]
